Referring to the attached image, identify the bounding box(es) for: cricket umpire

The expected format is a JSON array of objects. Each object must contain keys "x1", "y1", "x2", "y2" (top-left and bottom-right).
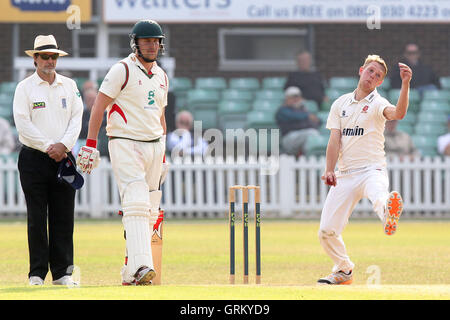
[{"x1": 13, "y1": 35, "x2": 83, "y2": 286}]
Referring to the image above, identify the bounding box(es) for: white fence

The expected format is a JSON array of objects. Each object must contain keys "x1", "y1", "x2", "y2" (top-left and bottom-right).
[{"x1": 1, "y1": 155, "x2": 449, "y2": 219}]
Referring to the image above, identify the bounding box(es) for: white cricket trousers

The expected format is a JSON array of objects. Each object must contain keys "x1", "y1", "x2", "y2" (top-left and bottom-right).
[
  {"x1": 319, "y1": 166, "x2": 389, "y2": 273},
  {"x1": 109, "y1": 138, "x2": 165, "y2": 194},
  {"x1": 109, "y1": 138, "x2": 165, "y2": 279}
]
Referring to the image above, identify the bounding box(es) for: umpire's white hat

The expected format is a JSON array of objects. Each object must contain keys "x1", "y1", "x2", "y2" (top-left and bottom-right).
[{"x1": 25, "y1": 35, "x2": 69, "y2": 57}]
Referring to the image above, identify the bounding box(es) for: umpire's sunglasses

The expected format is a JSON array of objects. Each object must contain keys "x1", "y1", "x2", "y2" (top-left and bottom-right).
[{"x1": 38, "y1": 53, "x2": 59, "y2": 60}]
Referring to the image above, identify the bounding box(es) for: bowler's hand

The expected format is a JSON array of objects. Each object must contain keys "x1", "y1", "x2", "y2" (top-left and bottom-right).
[
  {"x1": 399, "y1": 63, "x2": 412, "y2": 84},
  {"x1": 47, "y1": 143, "x2": 68, "y2": 162},
  {"x1": 321, "y1": 171, "x2": 337, "y2": 187}
]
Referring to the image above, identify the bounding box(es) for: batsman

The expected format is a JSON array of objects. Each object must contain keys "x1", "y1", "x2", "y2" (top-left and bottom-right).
[{"x1": 77, "y1": 20, "x2": 169, "y2": 285}]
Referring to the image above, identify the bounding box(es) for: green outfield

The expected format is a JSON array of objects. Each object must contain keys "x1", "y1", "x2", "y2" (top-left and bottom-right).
[{"x1": 0, "y1": 219, "x2": 449, "y2": 300}]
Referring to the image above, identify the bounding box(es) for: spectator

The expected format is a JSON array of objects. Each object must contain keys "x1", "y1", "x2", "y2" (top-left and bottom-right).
[
  {"x1": 0, "y1": 117, "x2": 15, "y2": 154},
  {"x1": 275, "y1": 86, "x2": 320, "y2": 156},
  {"x1": 384, "y1": 120, "x2": 417, "y2": 159},
  {"x1": 165, "y1": 91, "x2": 176, "y2": 133},
  {"x1": 390, "y1": 43, "x2": 440, "y2": 93},
  {"x1": 158, "y1": 60, "x2": 176, "y2": 133},
  {"x1": 167, "y1": 110, "x2": 208, "y2": 158},
  {"x1": 82, "y1": 80, "x2": 98, "y2": 94},
  {"x1": 437, "y1": 115, "x2": 450, "y2": 156},
  {"x1": 79, "y1": 88, "x2": 98, "y2": 139},
  {"x1": 284, "y1": 51, "x2": 326, "y2": 107},
  {"x1": 79, "y1": 88, "x2": 109, "y2": 159}
]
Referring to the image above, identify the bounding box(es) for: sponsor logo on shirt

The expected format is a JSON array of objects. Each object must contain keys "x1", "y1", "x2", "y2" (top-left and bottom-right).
[
  {"x1": 341, "y1": 110, "x2": 348, "y2": 118},
  {"x1": 62, "y1": 98, "x2": 67, "y2": 109},
  {"x1": 148, "y1": 90, "x2": 155, "y2": 105},
  {"x1": 32, "y1": 102, "x2": 46, "y2": 109},
  {"x1": 362, "y1": 105, "x2": 369, "y2": 113},
  {"x1": 342, "y1": 126, "x2": 364, "y2": 136},
  {"x1": 144, "y1": 105, "x2": 159, "y2": 111}
]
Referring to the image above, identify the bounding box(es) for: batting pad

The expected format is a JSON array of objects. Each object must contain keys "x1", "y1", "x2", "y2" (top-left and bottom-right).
[
  {"x1": 122, "y1": 211, "x2": 154, "y2": 275},
  {"x1": 121, "y1": 181, "x2": 154, "y2": 275}
]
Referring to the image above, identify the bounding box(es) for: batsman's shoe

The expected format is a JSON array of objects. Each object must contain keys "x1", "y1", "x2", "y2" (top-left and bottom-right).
[
  {"x1": 317, "y1": 270, "x2": 353, "y2": 285},
  {"x1": 122, "y1": 279, "x2": 136, "y2": 286},
  {"x1": 29, "y1": 276, "x2": 44, "y2": 285},
  {"x1": 134, "y1": 267, "x2": 156, "y2": 285},
  {"x1": 384, "y1": 191, "x2": 403, "y2": 236}
]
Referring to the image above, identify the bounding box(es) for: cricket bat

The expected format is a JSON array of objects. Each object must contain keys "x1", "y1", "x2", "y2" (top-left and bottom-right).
[{"x1": 151, "y1": 210, "x2": 164, "y2": 285}]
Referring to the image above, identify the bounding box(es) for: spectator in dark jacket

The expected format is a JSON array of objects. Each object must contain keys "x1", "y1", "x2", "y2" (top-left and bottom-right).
[
  {"x1": 390, "y1": 43, "x2": 440, "y2": 94},
  {"x1": 276, "y1": 87, "x2": 320, "y2": 156},
  {"x1": 284, "y1": 51, "x2": 326, "y2": 107}
]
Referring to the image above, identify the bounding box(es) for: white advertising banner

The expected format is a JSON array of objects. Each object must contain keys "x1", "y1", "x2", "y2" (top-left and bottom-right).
[{"x1": 103, "y1": 0, "x2": 450, "y2": 23}]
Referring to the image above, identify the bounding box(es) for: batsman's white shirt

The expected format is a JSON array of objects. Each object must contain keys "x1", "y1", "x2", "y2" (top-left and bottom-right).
[
  {"x1": 326, "y1": 89, "x2": 394, "y2": 172},
  {"x1": 13, "y1": 72, "x2": 83, "y2": 153},
  {"x1": 100, "y1": 53, "x2": 168, "y2": 140}
]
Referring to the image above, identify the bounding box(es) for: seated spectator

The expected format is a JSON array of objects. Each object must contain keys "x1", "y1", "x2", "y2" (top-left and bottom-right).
[
  {"x1": 390, "y1": 43, "x2": 440, "y2": 94},
  {"x1": 384, "y1": 120, "x2": 418, "y2": 159},
  {"x1": 437, "y1": 115, "x2": 450, "y2": 156},
  {"x1": 284, "y1": 51, "x2": 326, "y2": 107},
  {"x1": 276, "y1": 87, "x2": 320, "y2": 156},
  {"x1": 0, "y1": 117, "x2": 15, "y2": 155},
  {"x1": 167, "y1": 110, "x2": 208, "y2": 158}
]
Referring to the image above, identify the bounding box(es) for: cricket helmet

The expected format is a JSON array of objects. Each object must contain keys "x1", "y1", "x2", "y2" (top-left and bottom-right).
[{"x1": 129, "y1": 20, "x2": 165, "y2": 61}]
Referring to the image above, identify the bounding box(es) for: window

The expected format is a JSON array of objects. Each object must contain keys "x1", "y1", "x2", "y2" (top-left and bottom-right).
[
  {"x1": 72, "y1": 25, "x2": 97, "y2": 57},
  {"x1": 218, "y1": 28, "x2": 309, "y2": 71},
  {"x1": 108, "y1": 27, "x2": 131, "y2": 58}
]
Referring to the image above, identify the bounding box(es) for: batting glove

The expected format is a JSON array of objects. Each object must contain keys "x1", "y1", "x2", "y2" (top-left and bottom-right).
[{"x1": 76, "y1": 139, "x2": 101, "y2": 174}]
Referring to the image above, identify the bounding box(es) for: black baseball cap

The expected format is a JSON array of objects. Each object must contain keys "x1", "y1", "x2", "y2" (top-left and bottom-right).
[{"x1": 57, "y1": 152, "x2": 84, "y2": 190}]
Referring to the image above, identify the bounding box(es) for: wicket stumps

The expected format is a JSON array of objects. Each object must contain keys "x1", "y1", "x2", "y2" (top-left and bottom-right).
[{"x1": 229, "y1": 185, "x2": 261, "y2": 285}]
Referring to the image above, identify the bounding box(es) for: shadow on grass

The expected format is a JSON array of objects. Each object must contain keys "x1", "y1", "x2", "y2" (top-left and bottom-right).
[
  {"x1": 0, "y1": 285, "x2": 120, "y2": 294},
  {"x1": 0, "y1": 286, "x2": 70, "y2": 294}
]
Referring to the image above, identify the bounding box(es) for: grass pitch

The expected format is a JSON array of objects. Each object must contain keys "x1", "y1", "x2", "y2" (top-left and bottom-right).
[{"x1": 0, "y1": 219, "x2": 449, "y2": 300}]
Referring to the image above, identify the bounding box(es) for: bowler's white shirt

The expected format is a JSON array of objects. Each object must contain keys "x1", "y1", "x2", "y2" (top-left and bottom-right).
[
  {"x1": 326, "y1": 89, "x2": 394, "y2": 172},
  {"x1": 13, "y1": 72, "x2": 83, "y2": 153},
  {"x1": 100, "y1": 53, "x2": 168, "y2": 141}
]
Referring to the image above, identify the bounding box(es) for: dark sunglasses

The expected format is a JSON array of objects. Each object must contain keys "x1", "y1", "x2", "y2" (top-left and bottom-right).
[{"x1": 39, "y1": 53, "x2": 59, "y2": 60}]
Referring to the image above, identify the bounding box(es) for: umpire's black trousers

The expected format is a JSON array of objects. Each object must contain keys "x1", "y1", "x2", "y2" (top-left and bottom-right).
[{"x1": 18, "y1": 146, "x2": 75, "y2": 280}]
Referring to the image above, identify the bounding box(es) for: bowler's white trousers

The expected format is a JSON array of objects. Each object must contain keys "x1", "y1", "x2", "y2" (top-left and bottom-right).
[{"x1": 319, "y1": 166, "x2": 389, "y2": 273}]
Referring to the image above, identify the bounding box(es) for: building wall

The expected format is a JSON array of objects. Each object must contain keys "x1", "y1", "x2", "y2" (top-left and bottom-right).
[
  {"x1": 0, "y1": 24, "x2": 13, "y2": 81},
  {"x1": 0, "y1": 23, "x2": 73, "y2": 81},
  {"x1": 1, "y1": 22, "x2": 449, "y2": 83},
  {"x1": 169, "y1": 23, "x2": 450, "y2": 82}
]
